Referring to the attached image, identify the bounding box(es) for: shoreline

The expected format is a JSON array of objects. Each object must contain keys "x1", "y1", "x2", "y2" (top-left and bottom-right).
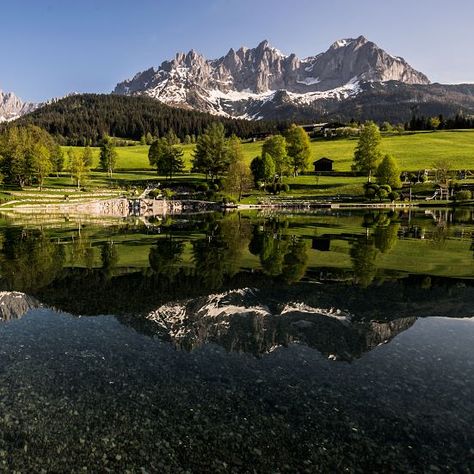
[{"x1": 0, "y1": 196, "x2": 460, "y2": 218}]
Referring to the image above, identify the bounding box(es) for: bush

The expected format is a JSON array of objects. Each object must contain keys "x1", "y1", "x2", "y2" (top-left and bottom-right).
[
  {"x1": 364, "y1": 183, "x2": 379, "y2": 200},
  {"x1": 388, "y1": 191, "x2": 400, "y2": 202},
  {"x1": 377, "y1": 188, "x2": 389, "y2": 201},
  {"x1": 281, "y1": 184, "x2": 290, "y2": 193},
  {"x1": 149, "y1": 189, "x2": 161, "y2": 199},
  {"x1": 162, "y1": 188, "x2": 175, "y2": 199},
  {"x1": 221, "y1": 194, "x2": 236, "y2": 205},
  {"x1": 197, "y1": 183, "x2": 209, "y2": 193},
  {"x1": 455, "y1": 190, "x2": 472, "y2": 201}
]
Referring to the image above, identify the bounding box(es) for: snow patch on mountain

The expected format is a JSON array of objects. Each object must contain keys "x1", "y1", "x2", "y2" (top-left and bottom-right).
[{"x1": 113, "y1": 36, "x2": 429, "y2": 120}]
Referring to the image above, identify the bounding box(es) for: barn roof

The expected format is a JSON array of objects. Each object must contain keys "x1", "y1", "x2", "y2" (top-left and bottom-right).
[{"x1": 313, "y1": 157, "x2": 334, "y2": 164}]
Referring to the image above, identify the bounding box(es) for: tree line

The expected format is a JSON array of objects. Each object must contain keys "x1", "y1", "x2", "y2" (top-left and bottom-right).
[
  {"x1": 147, "y1": 122, "x2": 313, "y2": 201},
  {"x1": 0, "y1": 124, "x2": 122, "y2": 189},
  {"x1": 406, "y1": 114, "x2": 474, "y2": 131},
  {"x1": 12, "y1": 94, "x2": 289, "y2": 146}
]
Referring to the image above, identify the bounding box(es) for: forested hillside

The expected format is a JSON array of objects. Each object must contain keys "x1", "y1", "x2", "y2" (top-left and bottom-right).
[{"x1": 14, "y1": 94, "x2": 288, "y2": 145}]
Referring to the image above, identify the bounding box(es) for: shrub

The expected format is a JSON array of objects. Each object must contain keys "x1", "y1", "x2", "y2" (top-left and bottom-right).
[
  {"x1": 364, "y1": 183, "x2": 379, "y2": 200},
  {"x1": 162, "y1": 188, "x2": 175, "y2": 199},
  {"x1": 281, "y1": 184, "x2": 290, "y2": 193},
  {"x1": 388, "y1": 191, "x2": 400, "y2": 202},
  {"x1": 149, "y1": 189, "x2": 161, "y2": 199},
  {"x1": 221, "y1": 194, "x2": 236, "y2": 205},
  {"x1": 455, "y1": 190, "x2": 472, "y2": 201},
  {"x1": 376, "y1": 188, "x2": 389, "y2": 201},
  {"x1": 197, "y1": 183, "x2": 209, "y2": 193}
]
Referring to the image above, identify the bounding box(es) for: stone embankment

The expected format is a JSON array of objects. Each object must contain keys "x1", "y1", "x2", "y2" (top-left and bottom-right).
[{"x1": 4, "y1": 198, "x2": 219, "y2": 218}]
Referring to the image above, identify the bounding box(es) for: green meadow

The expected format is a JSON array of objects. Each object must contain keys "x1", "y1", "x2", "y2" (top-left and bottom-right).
[
  {"x1": 66, "y1": 130, "x2": 474, "y2": 172},
  {"x1": 3, "y1": 129, "x2": 472, "y2": 208}
]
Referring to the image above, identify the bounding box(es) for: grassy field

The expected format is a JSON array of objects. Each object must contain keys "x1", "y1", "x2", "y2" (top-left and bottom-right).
[
  {"x1": 2, "y1": 129, "x2": 470, "y2": 208},
  {"x1": 67, "y1": 130, "x2": 474, "y2": 172}
]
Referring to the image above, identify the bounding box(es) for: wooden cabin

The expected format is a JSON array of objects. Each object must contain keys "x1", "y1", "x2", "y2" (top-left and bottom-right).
[{"x1": 313, "y1": 157, "x2": 334, "y2": 172}]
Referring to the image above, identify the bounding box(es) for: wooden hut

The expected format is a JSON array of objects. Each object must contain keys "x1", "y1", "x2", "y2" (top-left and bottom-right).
[{"x1": 313, "y1": 157, "x2": 334, "y2": 172}]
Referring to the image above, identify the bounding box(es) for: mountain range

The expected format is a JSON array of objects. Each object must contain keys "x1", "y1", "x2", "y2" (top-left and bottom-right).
[
  {"x1": 3, "y1": 36, "x2": 474, "y2": 123},
  {"x1": 113, "y1": 36, "x2": 474, "y2": 121}
]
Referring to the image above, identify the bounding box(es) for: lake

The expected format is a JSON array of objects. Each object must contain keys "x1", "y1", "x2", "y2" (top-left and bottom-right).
[{"x1": 0, "y1": 208, "x2": 472, "y2": 472}]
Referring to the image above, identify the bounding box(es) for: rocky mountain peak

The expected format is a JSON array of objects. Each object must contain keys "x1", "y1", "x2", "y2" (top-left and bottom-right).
[
  {"x1": 113, "y1": 36, "x2": 432, "y2": 118},
  {"x1": 0, "y1": 89, "x2": 37, "y2": 122}
]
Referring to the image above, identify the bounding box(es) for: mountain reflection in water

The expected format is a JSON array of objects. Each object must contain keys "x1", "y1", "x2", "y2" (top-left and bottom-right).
[
  {"x1": 0, "y1": 208, "x2": 472, "y2": 360},
  {"x1": 0, "y1": 210, "x2": 472, "y2": 472}
]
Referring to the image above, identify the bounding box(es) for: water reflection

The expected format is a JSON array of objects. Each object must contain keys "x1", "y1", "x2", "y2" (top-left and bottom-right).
[
  {"x1": 0, "y1": 211, "x2": 472, "y2": 471},
  {"x1": 0, "y1": 210, "x2": 471, "y2": 299}
]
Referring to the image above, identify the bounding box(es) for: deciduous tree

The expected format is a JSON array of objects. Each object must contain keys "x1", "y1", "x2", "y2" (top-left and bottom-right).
[
  {"x1": 352, "y1": 121, "x2": 382, "y2": 182},
  {"x1": 250, "y1": 153, "x2": 275, "y2": 186},
  {"x1": 262, "y1": 135, "x2": 289, "y2": 176},
  {"x1": 148, "y1": 138, "x2": 184, "y2": 179},
  {"x1": 31, "y1": 144, "x2": 52, "y2": 190},
  {"x1": 68, "y1": 147, "x2": 89, "y2": 189},
  {"x1": 99, "y1": 136, "x2": 117, "y2": 178},
  {"x1": 377, "y1": 154, "x2": 402, "y2": 189},
  {"x1": 285, "y1": 125, "x2": 311, "y2": 176}
]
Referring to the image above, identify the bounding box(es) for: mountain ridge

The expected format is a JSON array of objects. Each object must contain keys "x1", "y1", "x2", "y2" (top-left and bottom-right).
[{"x1": 113, "y1": 36, "x2": 431, "y2": 119}]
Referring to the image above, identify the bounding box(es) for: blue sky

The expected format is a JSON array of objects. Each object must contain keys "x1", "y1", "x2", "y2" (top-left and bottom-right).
[{"x1": 2, "y1": 0, "x2": 473, "y2": 102}]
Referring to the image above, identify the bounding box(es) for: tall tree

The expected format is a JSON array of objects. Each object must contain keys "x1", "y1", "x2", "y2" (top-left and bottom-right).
[
  {"x1": 31, "y1": 144, "x2": 52, "y2": 190},
  {"x1": 285, "y1": 125, "x2": 311, "y2": 176},
  {"x1": 226, "y1": 135, "x2": 245, "y2": 164},
  {"x1": 51, "y1": 144, "x2": 64, "y2": 177},
  {"x1": 148, "y1": 138, "x2": 185, "y2": 179},
  {"x1": 377, "y1": 154, "x2": 402, "y2": 189},
  {"x1": 82, "y1": 146, "x2": 94, "y2": 168},
  {"x1": 224, "y1": 136, "x2": 252, "y2": 201},
  {"x1": 262, "y1": 135, "x2": 289, "y2": 176},
  {"x1": 352, "y1": 121, "x2": 383, "y2": 182},
  {"x1": 192, "y1": 122, "x2": 230, "y2": 180},
  {"x1": 250, "y1": 153, "x2": 275, "y2": 186},
  {"x1": 99, "y1": 136, "x2": 118, "y2": 178},
  {"x1": 68, "y1": 148, "x2": 89, "y2": 189}
]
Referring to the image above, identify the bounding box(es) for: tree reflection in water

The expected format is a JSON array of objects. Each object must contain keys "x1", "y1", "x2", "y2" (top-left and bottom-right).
[{"x1": 0, "y1": 209, "x2": 471, "y2": 315}]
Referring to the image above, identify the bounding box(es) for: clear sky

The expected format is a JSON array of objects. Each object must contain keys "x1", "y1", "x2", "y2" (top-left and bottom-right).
[{"x1": 1, "y1": 0, "x2": 473, "y2": 102}]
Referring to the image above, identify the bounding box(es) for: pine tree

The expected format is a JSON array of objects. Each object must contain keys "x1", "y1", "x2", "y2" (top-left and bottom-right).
[{"x1": 192, "y1": 123, "x2": 229, "y2": 180}]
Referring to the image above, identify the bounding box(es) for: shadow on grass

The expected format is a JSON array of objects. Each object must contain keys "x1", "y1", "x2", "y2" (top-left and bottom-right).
[{"x1": 289, "y1": 183, "x2": 347, "y2": 191}]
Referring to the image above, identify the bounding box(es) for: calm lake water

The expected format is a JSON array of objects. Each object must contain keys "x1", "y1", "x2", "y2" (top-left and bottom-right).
[{"x1": 0, "y1": 208, "x2": 472, "y2": 472}]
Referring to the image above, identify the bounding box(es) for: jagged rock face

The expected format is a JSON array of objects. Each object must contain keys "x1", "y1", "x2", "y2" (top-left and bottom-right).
[
  {"x1": 0, "y1": 90, "x2": 36, "y2": 122},
  {"x1": 0, "y1": 291, "x2": 40, "y2": 321},
  {"x1": 113, "y1": 36, "x2": 430, "y2": 119},
  {"x1": 146, "y1": 288, "x2": 417, "y2": 360}
]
